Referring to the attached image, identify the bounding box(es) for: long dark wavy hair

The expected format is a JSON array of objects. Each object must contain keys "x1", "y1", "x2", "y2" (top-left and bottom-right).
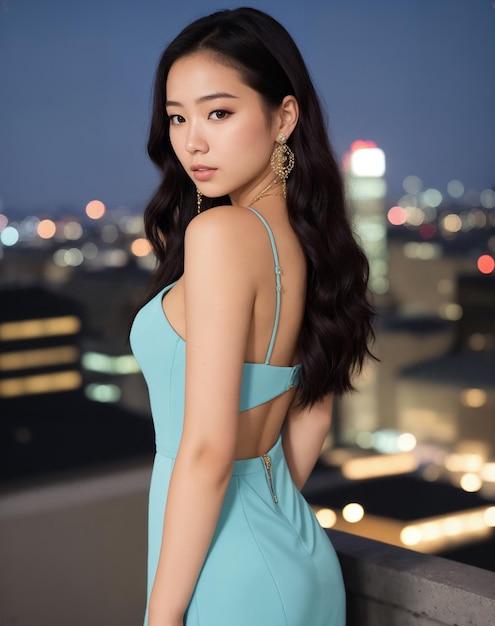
[{"x1": 141, "y1": 7, "x2": 375, "y2": 406}]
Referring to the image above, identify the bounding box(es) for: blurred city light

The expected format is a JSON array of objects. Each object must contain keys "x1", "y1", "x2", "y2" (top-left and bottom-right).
[
  {"x1": 400, "y1": 508, "x2": 493, "y2": 551},
  {"x1": 85, "y1": 200, "x2": 106, "y2": 220},
  {"x1": 403, "y1": 175, "x2": 422, "y2": 194},
  {"x1": 349, "y1": 142, "x2": 386, "y2": 178},
  {"x1": 0, "y1": 346, "x2": 79, "y2": 371},
  {"x1": 315, "y1": 508, "x2": 337, "y2": 529},
  {"x1": 0, "y1": 370, "x2": 82, "y2": 398},
  {"x1": 406, "y1": 207, "x2": 425, "y2": 226},
  {"x1": 0, "y1": 226, "x2": 19, "y2": 246},
  {"x1": 387, "y1": 206, "x2": 407, "y2": 226},
  {"x1": 447, "y1": 180, "x2": 464, "y2": 198},
  {"x1": 82, "y1": 352, "x2": 140, "y2": 375},
  {"x1": 38, "y1": 219, "x2": 56, "y2": 239},
  {"x1": 477, "y1": 254, "x2": 495, "y2": 274},
  {"x1": 441, "y1": 214, "x2": 462, "y2": 233},
  {"x1": 423, "y1": 188, "x2": 443, "y2": 207},
  {"x1": 102, "y1": 249, "x2": 127, "y2": 267},
  {"x1": 342, "y1": 452, "x2": 418, "y2": 480},
  {"x1": 0, "y1": 316, "x2": 81, "y2": 341},
  {"x1": 481, "y1": 464, "x2": 495, "y2": 482},
  {"x1": 480, "y1": 188, "x2": 495, "y2": 209},
  {"x1": 101, "y1": 224, "x2": 119, "y2": 243},
  {"x1": 81, "y1": 242, "x2": 98, "y2": 259},
  {"x1": 85, "y1": 383, "x2": 121, "y2": 403},
  {"x1": 342, "y1": 503, "x2": 364, "y2": 523},
  {"x1": 460, "y1": 388, "x2": 487, "y2": 408},
  {"x1": 403, "y1": 242, "x2": 441, "y2": 260},
  {"x1": 485, "y1": 508, "x2": 495, "y2": 527},
  {"x1": 63, "y1": 221, "x2": 83, "y2": 240},
  {"x1": 460, "y1": 473, "x2": 482, "y2": 493},
  {"x1": 397, "y1": 433, "x2": 417, "y2": 452},
  {"x1": 438, "y1": 303, "x2": 462, "y2": 321},
  {"x1": 131, "y1": 238, "x2": 152, "y2": 257},
  {"x1": 119, "y1": 215, "x2": 143, "y2": 234},
  {"x1": 468, "y1": 333, "x2": 487, "y2": 351}
]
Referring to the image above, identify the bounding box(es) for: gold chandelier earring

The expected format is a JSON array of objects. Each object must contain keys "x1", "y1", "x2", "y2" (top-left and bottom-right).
[
  {"x1": 270, "y1": 133, "x2": 295, "y2": 198},
  {"x1": 196, "y1": 188, "x2": 203, "y2": 214}
]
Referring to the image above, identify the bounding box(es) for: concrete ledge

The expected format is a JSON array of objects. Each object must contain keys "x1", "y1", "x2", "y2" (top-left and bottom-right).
[{"x1": 328, "y1": 529, "x2": 495, "y2": 626}]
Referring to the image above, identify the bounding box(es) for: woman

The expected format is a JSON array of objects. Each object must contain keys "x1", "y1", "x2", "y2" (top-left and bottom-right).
[{"x1": 130, "y1": 7, "x2": 374, "y2": 626}]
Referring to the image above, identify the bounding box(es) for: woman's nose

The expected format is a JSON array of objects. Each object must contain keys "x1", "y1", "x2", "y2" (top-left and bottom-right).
[{"x1": 185, "y1": 123, "x2": 208, "y2": 155}]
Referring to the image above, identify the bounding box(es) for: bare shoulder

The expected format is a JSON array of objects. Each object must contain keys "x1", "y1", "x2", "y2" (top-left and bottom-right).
[
  {"x1": 185, "y1": 205, "x2": 263, "y2": 260},
  {"x1": 184, "y1": 206, "x2": 262, "y2": 285},
  {"x1": 186, "y1": 205, "x2": 258, "y2": 241}
]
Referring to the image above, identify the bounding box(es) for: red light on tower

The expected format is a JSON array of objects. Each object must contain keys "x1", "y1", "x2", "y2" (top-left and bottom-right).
[{"x1": 350, "y1": 140, "x2": 377, "y2": 152}]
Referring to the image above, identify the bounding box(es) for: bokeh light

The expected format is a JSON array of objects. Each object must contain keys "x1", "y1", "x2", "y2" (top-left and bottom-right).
[
  {"x1": 64, "y1": 221, "x2": 83, "y2": 240},
  {"x1": 423, "y1": 188, "x2": 442, "y2": 207},
  {"x1": 387, "y1": 206, "x2": 406, "y2": 226},
  {"x1": 0, "y1": 226, "x2": 19, "y2": 246},
  {"x1": 38, "y1": 219, "x2": 56, "y2": 239},
  {"x1": 406, "y1": 207, "x2": 425, "y2": 226},
  {"x1": 101, "y1": 224, "x2": 118, "y2": 243},
  {"x1": 480, "y1": 188, "x2": 495, "y2": 209},
  {"x1": 441, "y1": 214, "x2": 462, "y2": 233},
  {"x1": 477, "y1": 254, "x2": 495, "y2": 274},
  {"x1": 461, "y1": 388, "x2": 487, "y2": 408},
  {"x1": 468, "y1": 333, "x2": 486, "y2": 351},
  {"x1": 438, "y1": 303, "x2": 462, "y2": 321},
  {"x1": 447, "y1": 180, "x2": 464, "y2": 198},
  {"x1": 397, "y1": 433, "x2": 417, "y2": 452},
  {"x1": 342, "y1": 503, "x2": 364, "y2": 523},
  {"x1": 485, "y1": 507, "x2": 495, "y2": 527},
  {"x1": 460, "y1": 473, "x2": 482, "y2": 493},
  {"x1": 402, "y1": 175, "x2": 422, "y2": 194},
  {"x1": 315, "y1": 508, "x2": 337, "y2": 529},
  {"x1": 401, "y1": 525, "x2": 421, "y2": 546},
  {"x1": 82, "y1": 242, "x2": 98, "y2": 259},
  {"x1": 131, "y1": 238, "x2": 152, "y2": 257},
  {"x1": 86, "y1": 200, "x2": 106, "y2": 220}
]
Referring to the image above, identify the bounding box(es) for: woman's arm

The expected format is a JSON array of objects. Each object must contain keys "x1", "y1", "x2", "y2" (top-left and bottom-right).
[
  {"x1": 282, "y1": 393, "x2": 333, "y2": 490},
  {"x1": 148, "y1": 208, "x2": 256, "y2": 626}
]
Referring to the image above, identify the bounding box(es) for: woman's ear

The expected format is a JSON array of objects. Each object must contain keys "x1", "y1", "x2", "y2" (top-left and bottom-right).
[{"x1": 276, "y1": 95, "x2": 299, "y2": 140}]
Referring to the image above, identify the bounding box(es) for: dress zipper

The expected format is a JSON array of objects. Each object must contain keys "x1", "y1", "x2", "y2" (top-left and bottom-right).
[{"x1": 262, "y1": 454, "x2": 278, "y2": 504}]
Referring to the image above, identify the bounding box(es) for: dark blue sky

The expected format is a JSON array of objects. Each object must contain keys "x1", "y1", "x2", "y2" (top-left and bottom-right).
[{"x1": 1, "y1": 0, "x2": 494, "y2": 214}]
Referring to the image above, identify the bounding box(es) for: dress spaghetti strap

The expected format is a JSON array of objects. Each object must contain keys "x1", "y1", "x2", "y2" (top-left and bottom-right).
[{"x1": 246, "y1": 206, "x2": 281, "y2": 365}]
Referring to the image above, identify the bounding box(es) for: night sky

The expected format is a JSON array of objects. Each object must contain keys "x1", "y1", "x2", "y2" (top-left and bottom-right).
[{"x1": 1, "y1": 0, "x2": 494, "y2": 215}]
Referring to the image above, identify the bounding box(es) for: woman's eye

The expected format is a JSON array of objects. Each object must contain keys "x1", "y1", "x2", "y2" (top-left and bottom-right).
[
  {"x1": 209, "y1": 110, "x2": 231, "y2": 121},
  {"x1": 169, "y1": 114, "x2": 185, "y2": 125}
]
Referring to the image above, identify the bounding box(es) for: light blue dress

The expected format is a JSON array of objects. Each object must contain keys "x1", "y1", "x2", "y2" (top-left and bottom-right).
[{"x1": 130, "y1": 207, "x2": 345, "y2": 625}]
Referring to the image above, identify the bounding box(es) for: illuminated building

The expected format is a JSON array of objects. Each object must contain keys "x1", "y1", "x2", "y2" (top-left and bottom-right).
[
  {"x1": 344, "y1": 140, "x2": 389, "y2": 301},
  {"x1": 0, "y1": 286, "x2": 84, "y2": 400},
  {"x1": 397, "y1": 274, "x2": 495, "y2": 446},
  {"x1": 0, "y1": 286, "x2": 153, "y2": 482}
]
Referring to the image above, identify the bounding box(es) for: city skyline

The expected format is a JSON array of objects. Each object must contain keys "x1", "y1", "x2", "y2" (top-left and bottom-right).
[{"x1": 1, "y1": 0, "x2": 494, "y2": 214}]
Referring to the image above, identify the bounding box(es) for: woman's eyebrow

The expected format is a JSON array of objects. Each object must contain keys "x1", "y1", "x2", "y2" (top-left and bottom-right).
[{"x1": 166, "y1": 92, "x2": 239, "y2": 107}]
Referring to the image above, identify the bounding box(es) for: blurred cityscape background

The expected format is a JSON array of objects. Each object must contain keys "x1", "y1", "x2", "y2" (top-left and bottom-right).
[{"x1": 1, "y1": 0, "x2": 495, "y2": 618}]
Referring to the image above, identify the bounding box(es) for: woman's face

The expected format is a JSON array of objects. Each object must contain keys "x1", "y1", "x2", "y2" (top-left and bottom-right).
[{"x1": 165, "y1": 53, "x2": 281, "y2": 206}]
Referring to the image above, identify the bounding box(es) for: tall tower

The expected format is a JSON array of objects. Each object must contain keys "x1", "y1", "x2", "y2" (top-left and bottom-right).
[{"x1": 344, "y1": 140, "x2": 388, "y2": 302}]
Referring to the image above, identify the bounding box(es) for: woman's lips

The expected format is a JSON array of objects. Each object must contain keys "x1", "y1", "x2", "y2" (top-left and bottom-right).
[{"x1": 192, "y1": 167, "x2": 217, "y2": 182}]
